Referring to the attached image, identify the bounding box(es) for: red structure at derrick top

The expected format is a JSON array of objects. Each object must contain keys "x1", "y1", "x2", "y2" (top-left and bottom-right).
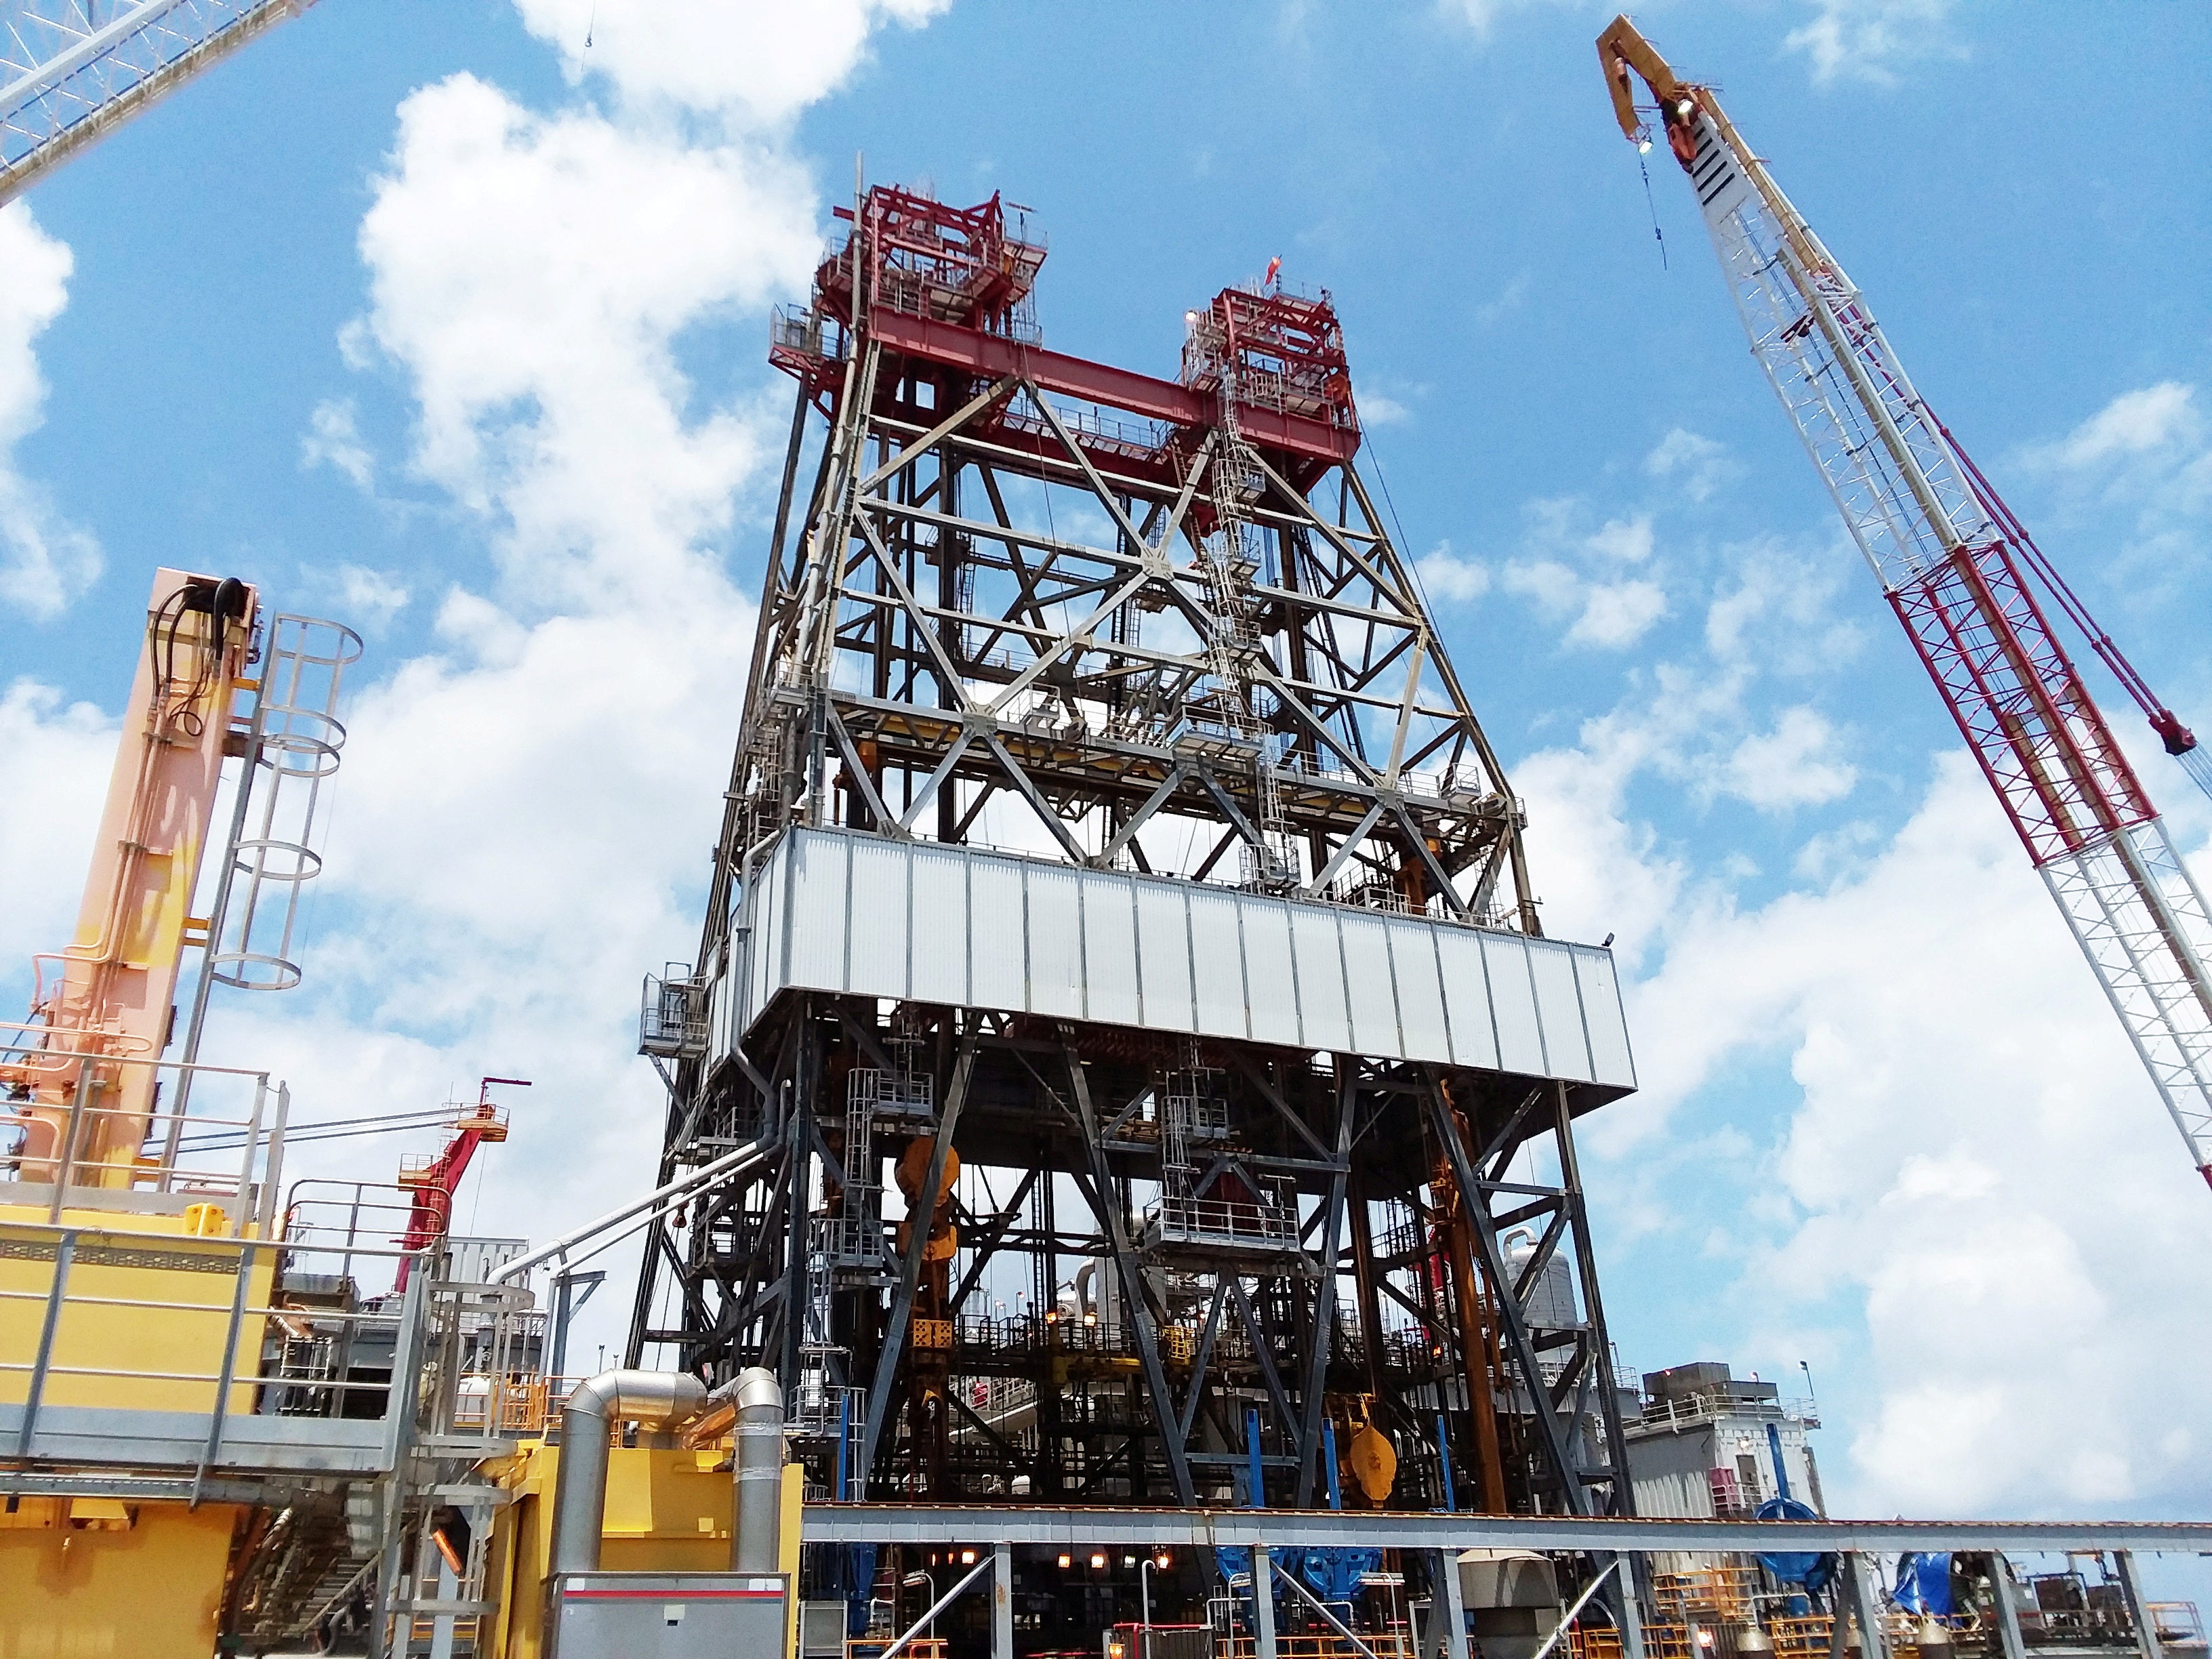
[{"x1": 771, "y1": 184, "x2": 1361, "y2": 492}]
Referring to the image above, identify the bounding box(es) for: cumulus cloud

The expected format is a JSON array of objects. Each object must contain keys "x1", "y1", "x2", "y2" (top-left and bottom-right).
[
  {"x1": 1714, "y1": 705, "x2": 1856, "y2": 811},
  {"x1": 510, "y1": 0, "x2": 949, "y2": 122},
  {"x1": 0, "y1": 680, "x2": 116, "y2": 998},
  {"x1": 1545, "y1": 727, "x2": 2212, "y2": 1515},
  {"x1": 1644, "y1": 427, "x2": 1741, "y2": 504},
  {"x1": 335, "y1": 565, "x2": 411, "y2": 631},
  {"x1": 352, "y1": 73, "x2": 817, "y2": 609},
  {"x1": 2020, "y1": 382, "x2": 2211, "y2": 592},
  {"x1": 1784, "y1": 0, "x2": 1964, "y2": 88},
  {"x1": 1504, "y1": 501, "x2": 1669, "y2": 649},
  {"x1": 1417, "y1": 539, "x2": 1490, "y2": 602},
  {"x1": 179, "y1": 0, "x2": 959, "y2": 1341},
  {"x1": 0, "y1": 204, "x2": 100, "y2": 619},
  {"x1": 302, "y1": 397, "x2": 377, "y2": 491}
]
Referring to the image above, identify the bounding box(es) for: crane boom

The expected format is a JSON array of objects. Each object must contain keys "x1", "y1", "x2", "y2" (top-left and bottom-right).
[
  {"x1": 1, "y1": 0, "x2": 319, "y2": 208},
  {"x1": 1597, "y1": 16, "x2": 2212, "y2": 1188}
]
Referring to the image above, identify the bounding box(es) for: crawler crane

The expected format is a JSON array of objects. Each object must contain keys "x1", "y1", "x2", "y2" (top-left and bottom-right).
[{"x1": 1597, "y1": 16, "x2": 2212, "y2": 1187}]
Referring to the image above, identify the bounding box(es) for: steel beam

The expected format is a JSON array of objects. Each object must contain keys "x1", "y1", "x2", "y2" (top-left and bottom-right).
[
  {"x1": 799, "y1": 1503, "x2": 2212, "y2": 1554},
  {"x1": 2114, "y1": 1551, "x2": 2166, "y2": 1659}
]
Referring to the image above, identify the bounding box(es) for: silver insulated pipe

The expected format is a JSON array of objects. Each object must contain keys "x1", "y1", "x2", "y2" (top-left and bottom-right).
[
  {"x1": 731, "y1": 1366, "x2": 784, "y2": 1572},
  {"x1": 548, "y1": 1369, "x2": 708, "y2": 1576}
]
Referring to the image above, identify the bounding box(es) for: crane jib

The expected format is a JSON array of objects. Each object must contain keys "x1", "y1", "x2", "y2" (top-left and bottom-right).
[{"x1": 1597, "y1": 14, "x2": 2212, "y2": 1185}]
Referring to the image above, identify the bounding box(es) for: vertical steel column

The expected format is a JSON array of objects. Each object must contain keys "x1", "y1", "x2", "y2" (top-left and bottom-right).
[
  {"x1": 855, "y1": 1033, "x2": 973, "y2": 1490},
  {"x1": 1845, "y1": 1553, "x2": 1891, "y2": 1659},
  {"x1": 1616, "y1": 1560, "x2": 1650, "y2": 1659},
  {"x1": 1068, "y1": 1048, "x2": 1199, "y2": 1507},
  {"x1": 1431, "y1": 1547, "x2": 1471, "y2": 1659},
  {"x1": 2114, "y1": 1552, "x2": 2166, "y2": 1659},
  {"x1": 780, "y1": 1015, "x2": 823, "y2": 1385},
  {"x1": 993, "y1": 1541, "x2": 1015, "y2": 1659},
  {"x1": 1294, "y1": 1071, "x2": 1356, "y2": 1507},
  {"x1": 1251, "y1": 1542, "x2": 1279, "y2": 1659},
  {"x1": 1990, "y1": 1556, "x2": 2029, "y2": 1659},
  {"x1": 45, "y1": 1057, "x2": 98, "y2": 1222},
  {"x1": 1423, "y1": 1080, "x2": 1586, "y2": 1515}
]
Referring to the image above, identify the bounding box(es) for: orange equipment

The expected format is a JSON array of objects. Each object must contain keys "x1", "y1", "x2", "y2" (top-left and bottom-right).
[
  {"x1": 394, "y1": 1076, "x2": 526, "y2": 1285},
  {"x1": 5, "y1": 569, "x2": 255, "y2": 1189}
]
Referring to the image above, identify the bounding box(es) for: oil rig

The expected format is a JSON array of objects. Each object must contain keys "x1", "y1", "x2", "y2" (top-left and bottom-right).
[
  {"x1": 3, "y1": 7, "x2": 2210, "y2": 1659},
  {"x1": 620, "y1": 176, "x2": 1643, "y2": 1635}
]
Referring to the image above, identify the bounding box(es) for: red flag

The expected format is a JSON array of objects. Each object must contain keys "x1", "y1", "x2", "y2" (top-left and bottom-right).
[{"x1": 1263, "y1": 255, "x2": 1282, "y2": 289}]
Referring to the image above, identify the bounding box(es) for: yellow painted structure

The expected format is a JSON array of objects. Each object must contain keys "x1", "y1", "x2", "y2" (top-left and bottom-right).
[
  {"x1": 481, "y1": 1441, "x2": 804, "y2": 1658},
  {"x1": 0, "y1": 1496, "x2": 246, "y2": 1658},
  {"x1": 0, "y1": 1204, "x2": 272, "y2": 1415}
]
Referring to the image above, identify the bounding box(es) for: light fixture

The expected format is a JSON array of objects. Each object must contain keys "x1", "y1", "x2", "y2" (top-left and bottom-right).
[
  {"x1": 1124, "y1": 1554, "x2": 1137, "y2": 1568},
  {"x1": 1084, "y1": 1311, "x2": 1098, "y2": 1327},
  {"x1": 1156, "y1": 1551, "x2": 1172, "y2": 1569},
  {"x1": 1058, "y1": 1553, "x2": 1073, "y2": 1569},
  {"x1": 960, "y1": 1549, "x2": 977, "y2": 1565},
  {"x1": 1090, "y1": 1551, "x2": 1107, "y2": 1570}
]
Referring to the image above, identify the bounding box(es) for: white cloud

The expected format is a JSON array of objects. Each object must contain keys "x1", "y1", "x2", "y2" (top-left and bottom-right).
[
  {"x1": 335, "y1": 564, "x2": 411, "y2": 630},
  {"x1": 1417, "y1": 539, "x2": 1489, "y2": 602},
  {"x1": 510, "y1": 0, "x2": 949, "y2": 122},
  {"x1": 1507, "y1": 558, "x2": 1668, "y2": 649},
  {"x1": 2034, "y1": 382, "x2": 2198, "y2": 470},
  {"x1": 1475, "y1": 270, "x2": 1530, "y2": 327},
  {"x1": 1713, "y1": 705, "x2": 1856, "y2": 811},
  {"x1": 1784, "y1": 0, "x2": 1963, "y2": 88},
  {"x1": 1359, "y1": 389, "x2": 1412, "y2": 426},
  {"x1": 2021, "y1": 383, "x2": 2211, "y2": 585},
  {"x1": 1643, "y1": 427, "x2": 1741, "y2": 504},
  {"x1": 0, "y1": 680, "x2": 116, "y2": 1002},
  {"x1": 161, "y1": 0, "x2": 958, "y2": 1350},
  {"x1": 1568, "y1": 576, "x2": 1668, "y2": 647},
  {"x1": 1504, "y1": 503, "x2": 1669, "y2": 649},
  {"x1": 1437, "y1": 0, "x2": 1572, "y2": 42},
  {"x1": 1698, "y1": 546, "x2": 1858, "y2": 676},
  {"x1": 1559, "y1": 741, "x2": 2212, "y2": 1515},
  {"x1": 352, "y1": 74, "x2": 819, "y2": 611},
  {"x1": 302, "y1": 396, "x2": 377, "y2": 491},
  {"x1": 0, "y1": 204, "x2": 100, "y2": 620}
]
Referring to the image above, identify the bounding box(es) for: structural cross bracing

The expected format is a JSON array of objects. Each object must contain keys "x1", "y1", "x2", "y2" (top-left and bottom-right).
[{"x1": 629, "y1": 188, "x2": 1641, "y2": 1651}]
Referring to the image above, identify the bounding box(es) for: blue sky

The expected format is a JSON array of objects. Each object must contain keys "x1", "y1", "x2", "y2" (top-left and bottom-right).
[{"x1": 4, "y1": 0, "x2": 2209, "y2": 1576}]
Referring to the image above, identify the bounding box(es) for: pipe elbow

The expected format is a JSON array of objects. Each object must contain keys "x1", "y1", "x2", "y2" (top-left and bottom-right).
[{"x1": 565, "y1": 1368, "x2": 708, "y2": 1432}]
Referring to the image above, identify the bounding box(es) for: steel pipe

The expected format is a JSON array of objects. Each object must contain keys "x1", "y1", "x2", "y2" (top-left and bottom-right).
[
  {"x1": 731, "y1": 1366, "x2": 785, "y2": 1572},
  {"x1": 547, "y1": 1370, "x2": 708, "y2": 1576}
]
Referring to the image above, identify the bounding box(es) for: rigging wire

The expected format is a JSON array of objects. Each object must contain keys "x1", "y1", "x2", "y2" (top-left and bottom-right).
[{"x1": 1638, "y1": 150, "x2": 1668, "y2": 270}]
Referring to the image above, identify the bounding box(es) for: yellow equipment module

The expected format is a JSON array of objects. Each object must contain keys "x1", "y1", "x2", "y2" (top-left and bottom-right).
[
  {"x1": 0, "y1": 1495, "x2": 248, "y2": 1658},
  {"x1": 479, "y1": 1440, "x2": 803, "y2": 1659},
  {"x1": 0, "y1": 1201, "x2": 274, "y2": 1656}
]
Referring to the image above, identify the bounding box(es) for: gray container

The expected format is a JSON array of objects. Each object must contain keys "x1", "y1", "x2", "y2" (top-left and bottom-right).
[{"x1": 550, "y1": 1572, "x2": 788, "y2": 1658}]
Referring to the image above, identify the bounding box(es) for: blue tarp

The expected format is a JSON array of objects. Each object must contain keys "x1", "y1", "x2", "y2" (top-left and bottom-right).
[{"x1": 1894, "y1": 1553, "x2": 1953, "y2": 1616}]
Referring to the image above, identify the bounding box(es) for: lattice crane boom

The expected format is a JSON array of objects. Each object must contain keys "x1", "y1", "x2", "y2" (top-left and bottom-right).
[
  {"x1": 1598, "y1": 15, "x2": 2212, "y2": 1187},
  {"x1": 1, "y1": 0, "x2": 316, "y2": 207}
]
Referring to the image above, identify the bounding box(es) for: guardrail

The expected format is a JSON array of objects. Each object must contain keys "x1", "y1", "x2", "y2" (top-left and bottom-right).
[
  {"x1": 0, "y1": 1216, "x2": 543, "y2": 1483},
  {"x1": 2, "y1": 1028, "x2": 289, "y2": 1229}
]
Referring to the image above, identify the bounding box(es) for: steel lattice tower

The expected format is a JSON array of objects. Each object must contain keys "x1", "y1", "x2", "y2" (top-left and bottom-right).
[{"x1": 630, "y1": 186, "x2": 1643, "y2": 1569}]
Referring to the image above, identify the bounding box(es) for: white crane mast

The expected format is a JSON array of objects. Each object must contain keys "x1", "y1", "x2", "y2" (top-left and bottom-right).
[
  {"x1": 1599, "y1": 16, "x2": 2212, "y2": 1188},
  {"x1": 1, "y1": 0, "x2": 316, "y2": 206}
]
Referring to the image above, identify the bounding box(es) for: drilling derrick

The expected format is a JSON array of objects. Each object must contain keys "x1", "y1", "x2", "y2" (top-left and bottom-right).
[{"x1": 632, "y1": 185, "x2": 1643, "y2": 1564}]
